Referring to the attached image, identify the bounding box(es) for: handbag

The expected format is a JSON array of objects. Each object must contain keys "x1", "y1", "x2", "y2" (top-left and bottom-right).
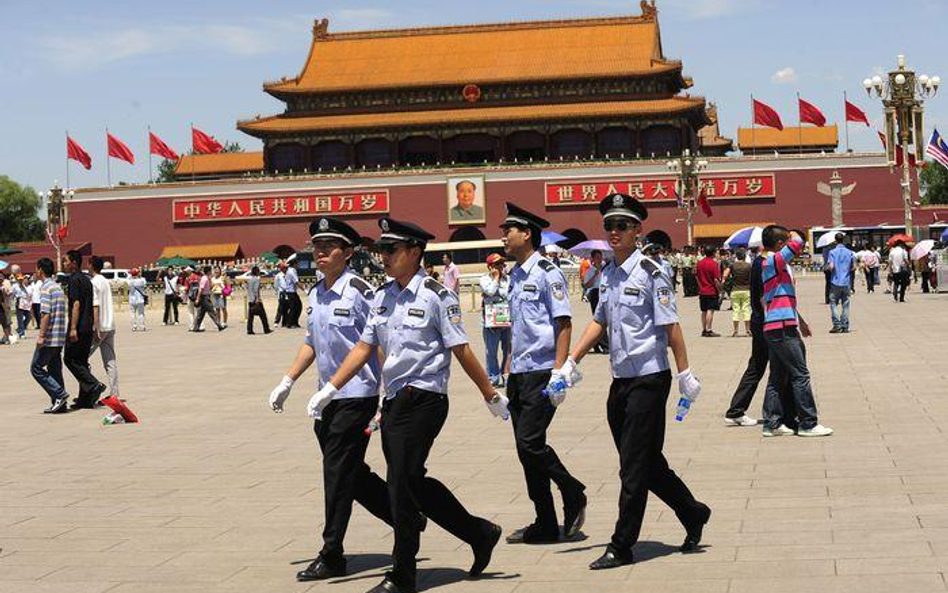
[
  {"x1": 222, "y1": 284, "x2": 233, "y2": 297},
  {"x1": 134, "y1": 286, "x2": 149, "y2": 306},
  {"x1": 187, "y1": 283, "x2": 200, "y2": 303}
]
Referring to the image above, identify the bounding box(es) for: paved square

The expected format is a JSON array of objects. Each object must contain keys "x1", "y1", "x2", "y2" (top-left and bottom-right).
[{"x1": 2, "y1": 276, "x2": 947, "y2": 593}]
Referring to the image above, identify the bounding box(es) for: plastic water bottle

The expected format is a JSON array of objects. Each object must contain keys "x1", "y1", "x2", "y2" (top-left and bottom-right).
[
  {"x1": 102, "y1": 412, "x2": 125, "y2": 425},
  {"x1": 542, "y1": 376, "x2": 568, "y2": 399},
  {"x1": 675, "y1": 397, "x2": 692, "y2": 422},
  {"x1": 364, "y1": 417, "x2": 380, "y2": 436}
]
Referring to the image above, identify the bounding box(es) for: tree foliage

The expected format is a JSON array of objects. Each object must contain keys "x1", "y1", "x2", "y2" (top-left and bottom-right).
[
  {"x1": 0, "y1": 175, "x2": 45, "y2": 243},
  {"x1": 155, "y1": 141, "x2": 244, "y2": 183},
  {"x1": 920, "y1": 160, "x2": 948, "y2": 205}
]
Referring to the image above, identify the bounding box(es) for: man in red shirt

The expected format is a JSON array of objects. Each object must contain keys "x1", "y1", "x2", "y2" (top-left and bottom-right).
[{"x1": 695, "y1": 246, "x2": 722, "y2": 337}]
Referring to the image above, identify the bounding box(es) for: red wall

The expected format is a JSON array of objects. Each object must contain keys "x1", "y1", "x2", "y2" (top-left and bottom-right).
[{"x1": 67, "y1": 161, "x2": 923, "y2": 267}]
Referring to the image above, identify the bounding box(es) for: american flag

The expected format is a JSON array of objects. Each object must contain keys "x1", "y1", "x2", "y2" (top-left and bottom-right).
[{"x1": 926, "y1": 128, "x2": 948, "y2": 169}]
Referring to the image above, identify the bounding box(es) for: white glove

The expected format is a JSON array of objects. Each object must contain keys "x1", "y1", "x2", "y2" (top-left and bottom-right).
[
  {"x1": 677, "y1": 368, "x2": 701, "y2": 401},
  {"x1": 559, "y1": 356, "x2": 584, "y2": 387},
  {"x1": 307, "y1": 383, "x2": 338, "y2": 419},
  {"x1": 546, "y1": 371, "x2": 568, "y2": 407},
  {"x1": 269, "y1": 375, "x2": 294, "y2": 413},
  {"x1": 485, "y1": 392, "x2": 510, "y2": 420}
]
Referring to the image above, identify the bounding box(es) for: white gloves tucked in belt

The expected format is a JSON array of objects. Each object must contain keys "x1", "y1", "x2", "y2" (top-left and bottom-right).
[
  {"x1": 307, "y1": 383, "x2": 338, "y2": 419},
  {"x1": 485, "y1": 392, "x2": 510, "y2": 420},
  {"x1": 677, "y1": 368, "x2": 701, "y2": 401},
  {"x1": 269, "y1": 375, "x2": 294, "y2": 413}
]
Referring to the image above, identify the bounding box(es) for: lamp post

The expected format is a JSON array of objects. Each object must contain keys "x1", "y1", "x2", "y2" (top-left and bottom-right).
[
  {"x1": 39, "y1": 183, "x2": 74, "y2": 272},
  {"x1": 666, "y1": 148, "x2": 708, "y2": 246},
  {"x1": 863, "y1": 55, "x2": 940, "y2": 236}
]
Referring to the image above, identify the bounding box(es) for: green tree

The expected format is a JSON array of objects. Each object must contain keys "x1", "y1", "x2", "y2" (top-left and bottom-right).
[
  {"x1": 155, "y1": 141, "x2": 244, "y2": 183},
  {"x1": 919, "y1": 159, "x2": 948, "y2": 205},
  {"x1": 0, "y1": 175, "x2": 45, "y2": 243}
]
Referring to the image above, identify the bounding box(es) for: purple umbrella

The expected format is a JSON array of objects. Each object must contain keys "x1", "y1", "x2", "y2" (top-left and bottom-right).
[{"x1": 568, "y1": 240, "x2": 613, "y2": 258}]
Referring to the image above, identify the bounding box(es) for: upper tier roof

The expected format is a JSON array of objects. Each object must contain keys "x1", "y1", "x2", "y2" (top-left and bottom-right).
[
  {"x1": 738, "y1": 125, "x2": 839, "y2": 150},
  {"x1": 265, "y1": 4, "x2": 675, "y2": 94}
]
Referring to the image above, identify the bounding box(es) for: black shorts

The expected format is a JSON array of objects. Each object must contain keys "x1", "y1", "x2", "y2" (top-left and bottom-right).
[{"x1": 699, "y1": 295, "x2": 720, "y2": 311}]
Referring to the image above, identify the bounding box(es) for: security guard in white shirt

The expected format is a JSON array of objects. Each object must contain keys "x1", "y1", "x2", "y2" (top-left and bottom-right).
[{"x1": 562, "y1": 194, "x2": 710, "y2": 570}]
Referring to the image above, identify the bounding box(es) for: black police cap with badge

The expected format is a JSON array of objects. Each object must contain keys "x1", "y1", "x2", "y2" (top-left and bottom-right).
[
  {"x1": 309, "y1": 216, "x2": 362, "y2": 247},
  {"x1": 500, "y1": 202, "x2": 551, "y2": 231},
  {"x1": 599, "y1": 192, "x2": 649, "y2": 222},
  {"x1": 376, "y1": 217, "x2": 436, "y2": 247},
  {"x1": 643, "y1": 230, "x2": 672, "y2": 255}
]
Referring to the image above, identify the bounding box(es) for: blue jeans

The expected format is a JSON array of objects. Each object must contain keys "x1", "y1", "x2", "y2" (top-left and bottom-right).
[
  {"x1": 829, "y1": 285, "x2": 850, "y2": 330},
  {"x1": 16, "y1": 309, "x2": 30, "y2": 337},
  {"x1": 763, "y1": 327, "x2": 819, "y2": 431},
  {"x1": 31, "y1": 346, "x2": 67, "y2": 402},
  {"x1": 482, "y1": 326, "x2": 511, "y2": 384}
]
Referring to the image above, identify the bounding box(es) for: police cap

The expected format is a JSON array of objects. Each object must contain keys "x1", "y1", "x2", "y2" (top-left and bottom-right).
[
  {"x1": 643, "y1": 229, "x2": 672, "y2": 253},
  {"x1": 309, "y1": 216, "x2": 362, "y2": 247},
  {"x1": 500, "y1": 202, "x2": 550, "y2": 231},
  {"x1": 376, "y1": 217, "x2": 436, "y2": 246},
  {"x1": 599, "y1": 193, "x2": 648, "y2": 222}
]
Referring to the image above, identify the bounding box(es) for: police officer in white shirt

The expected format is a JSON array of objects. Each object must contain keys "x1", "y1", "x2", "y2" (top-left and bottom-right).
[
  {"x1": 562, "y1": 193, "x2": 710, "y2": 570},
  {"x1": 308, "y1": 218, "x2": 507, "y2": 593},
  {"x1": 284, "y1": 256, "x2": 303, "y2": 327},
  {"x1": 500, "y1": 202, "x2": 586, "y2": 545},
  {"x1": 268, "y1": 217, "x2": 396, "y2": 582}
]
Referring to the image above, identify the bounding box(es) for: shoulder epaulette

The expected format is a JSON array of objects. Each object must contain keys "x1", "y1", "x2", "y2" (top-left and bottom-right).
[
  {"x1": 348, "y1": 276, "x2": 375, "y2": 298},
  {"x1": 537, "y1": 259, "x2": 556, "y2": 272},
  {"x1": 640, "y1": 257, "x2": 664, "y2": 277},
  {"x1": 424, "y1": 277, "x2": 450, "y2": 298}
]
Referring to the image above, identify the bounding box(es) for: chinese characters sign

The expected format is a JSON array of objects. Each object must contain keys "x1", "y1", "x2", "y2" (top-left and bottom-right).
[
  {"x1": 544, "y1": 175, "x2": 776, "y2": 206},
  {"x1": 173, "y1": 191, "x2": 389, "y2": 223}
]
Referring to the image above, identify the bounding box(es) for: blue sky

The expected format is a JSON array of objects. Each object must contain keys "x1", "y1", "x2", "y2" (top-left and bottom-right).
[{"x1": 1, "y1": 0, "x2": 946, "y2": 192}]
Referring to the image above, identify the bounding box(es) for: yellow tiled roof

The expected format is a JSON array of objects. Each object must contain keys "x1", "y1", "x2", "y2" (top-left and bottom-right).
[
  {"x1": 158, "y1": 243, "x2": 242, "y2": 260},
  {"x1": 174, "y1": 153, "x2": 264, "y2": 176},
  {"x1": 738, "y1": 126, "x2": 839, "y2": 150},
  {"x1": 239, "y1": 97, "x2": 706, "y2": 135},
  {"x1": 265, "y1": 13, "x2": 673, "y2": 93}
]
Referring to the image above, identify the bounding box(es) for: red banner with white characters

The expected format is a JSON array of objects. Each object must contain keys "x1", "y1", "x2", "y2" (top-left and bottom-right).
[
  {"x1": 173, "y1": 190, "x2": 390, "y2": 223},
  {"x1": 544, "y1": 175, "x2": 776, "y2": 207}
]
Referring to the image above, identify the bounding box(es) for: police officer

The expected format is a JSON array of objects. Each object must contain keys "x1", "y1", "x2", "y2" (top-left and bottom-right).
[
  {"x1": 643, "y1": 230, "x2": 675, "y2": 279},
  {"x1": 283, "y1": 255, "x2": 303, "y2": 327},
  {"x1": 267, "y1": 217, "x2": 394, "y2": 581},
  {"x1": 562, "y1": 194, "x2": 710, "y2": 570},
  {"x1": 309, "y1": 218, "x2": 507, "y2": 593},
  {"x1": 500, "y1": 203, "x2": 587, "y2": 544}
]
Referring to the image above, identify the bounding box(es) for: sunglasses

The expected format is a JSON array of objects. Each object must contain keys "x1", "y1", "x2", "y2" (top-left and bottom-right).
[{"x1": 603, "y1": 219, "x2": 636, "y2": 232}]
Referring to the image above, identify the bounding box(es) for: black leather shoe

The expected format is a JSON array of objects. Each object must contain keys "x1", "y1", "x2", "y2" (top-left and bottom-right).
[
  {"x1": 469, "y1": 521, "x2": 501, "y2": 576},
  {"x1": 505, "y1": 523, "x2": 559, "y2": 544},
  {"x1": 563, "y1": 491, "x2": 587, "y2": 538},
  {"x1": 681, "y1": 502, "x2": 712, "y2": 553},
  {"x1": 589, "y1": 549, "x2": 633, "y2": 570},
  {"x1": 365, "y1": 577, "x2": 414, "y2": 593},
  {"x1": 296, "y1": 556, "x2": 346, "y2": 581}
]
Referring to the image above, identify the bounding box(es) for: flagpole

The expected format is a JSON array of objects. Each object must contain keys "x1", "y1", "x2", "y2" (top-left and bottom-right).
[
  {"x1": 751, "y1": 95, "x2": 757, "y2": 157},
  {"x1": 844, "y1": 91, "x2": 852, "y2": 154},
  {"x1": 190, "y1": 123, "x2": 196, "y2": 184},
  {"x1": 106, "y1": 127, "x2": 112, "y2": 188},
  {"x1": 65, "y1": 131, "x2": 70, "y2": 190},
  {"x1": 148, "y1": 125, "x2": 153, "y2": 184},
  {"x1": 797, "y1": 92, "x2": 803, "y2": 155}
]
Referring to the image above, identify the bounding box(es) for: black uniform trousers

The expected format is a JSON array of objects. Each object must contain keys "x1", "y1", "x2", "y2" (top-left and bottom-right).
[
  {"x1": 507, "y1": 370, "x2": 586, "y2": 530},
  {"x1": 314, "y1": 397, "x2": 393, "y2": 564},
  {"x1": 284, "y1": 292, "x2": 302, "y2": 327},
  {"x1": 273, "y1": 292, "x2": 286, "y2": 325},
  {"x1": 163, "y1": 294, "x2": 179, "y2": 324},
  {"x1": 381, "y1": 386, "x2": 491, "y2": 590},
  {"x1": 63, "y1": 331, "x2": 101, "y2": 402},
  {"x1": 607, "y1": 370, "x2": 704, "y2": 556},
  {"x1": 246, "y1": 302, "x2": 270, "y2": 334},
  {"x1": 823, "y1": 269, "x2": 832, "y2": 304}
]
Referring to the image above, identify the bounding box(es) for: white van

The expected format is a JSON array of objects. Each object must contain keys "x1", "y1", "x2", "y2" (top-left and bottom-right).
[{"x1": 99, "y1": 269, "x2": 131, "y2": 288}]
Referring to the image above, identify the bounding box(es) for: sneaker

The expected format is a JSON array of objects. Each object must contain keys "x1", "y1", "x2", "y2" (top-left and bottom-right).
[
  {"x1": 797, "y1": 424, "x2": 834, "y2": 437},
  {"x1": 44, "y1": 398, "x2": 69, "y2": 414},
  {"x1": 724, "y1": 415, "x2": 758, "y2": 427},
  {"x1": 763, "y1": 424, "x2": 795, "y2": 437}
]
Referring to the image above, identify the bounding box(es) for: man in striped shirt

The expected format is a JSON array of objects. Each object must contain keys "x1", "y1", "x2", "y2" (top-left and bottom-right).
[
  {"x1": 30, "y1": 257, "x2": 70, "y2": 414},
  {"x1": 759, "y1": 226, "x2": 833, "y2": 438}
]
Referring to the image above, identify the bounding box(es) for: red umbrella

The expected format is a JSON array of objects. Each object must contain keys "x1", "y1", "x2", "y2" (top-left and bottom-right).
[{"x1": 887, "y1": 234, "x2": 914, "y2": 248}]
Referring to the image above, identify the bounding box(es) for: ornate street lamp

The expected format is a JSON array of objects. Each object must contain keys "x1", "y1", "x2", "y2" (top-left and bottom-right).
[
  {"x1": 666, "y1": 148, "x2": 708, "y2": 246},
  {"x1": 38, "y1": 183, "x2": 74, "y2": 271},
  {"x1": 863, "y1": 55, "x2": 940, "y2": 235}
]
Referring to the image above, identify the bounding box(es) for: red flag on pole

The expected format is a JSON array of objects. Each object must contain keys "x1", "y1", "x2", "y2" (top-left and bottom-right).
[
  {"x1": 697, "y1": 185, "x2": 713, "y2": 217},
  {"x1": 846, "y1": 100, "x2": 870, "y2": 126},
  {"x1": 878, "y1": 131, "x2": 917, "y2": 168},
  {"x1": 192, "y1": 127, "x2": 223, "y2": 154},
  {"x1": 753, "y1": 99, "x2": 784, "y2": 131},
  {"x1": 67, "y1": 136, "x2": 92, "y2": 170},
  {"x1": 798, "y1": 98, "x2": 827, "y2": 127},
  {"x1": 149, "y1": 131, "x2": 179, "y2": 160},
  {"x1": 107, "y1": 133, "x2": 135, "y2": 164}
]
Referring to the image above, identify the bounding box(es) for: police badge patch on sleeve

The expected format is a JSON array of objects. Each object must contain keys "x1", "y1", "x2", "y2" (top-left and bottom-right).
[
  {"x1": 551, "y1": 282, "x2": 566, "y2": 301},
  {"x1": 657, "y1": 287, "x2": 672, "y2": 306},
  {"x1": 306, "y1": 306, "x2": 313, "y2": 315},
  {"x1": 447, "y1": 304, "x2": 462, "y2": 325}
]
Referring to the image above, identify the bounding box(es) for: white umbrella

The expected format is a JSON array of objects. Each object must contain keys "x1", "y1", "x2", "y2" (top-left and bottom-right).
[
  {"x1": 723, "y1": 226, "x2": 763, "y2": 249},
  {"x1": 910, "y1": 240, "x2": 935, "y2": 261},
  {"x1": 544, "y1": 243, "x2": 564, "y2": 254},
  {"x1": 568, "y1": 240, "x2": 613, "y2": 258},
  {"x1": 816, "y1": 230, "x2": 844, "y2": 249}
]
